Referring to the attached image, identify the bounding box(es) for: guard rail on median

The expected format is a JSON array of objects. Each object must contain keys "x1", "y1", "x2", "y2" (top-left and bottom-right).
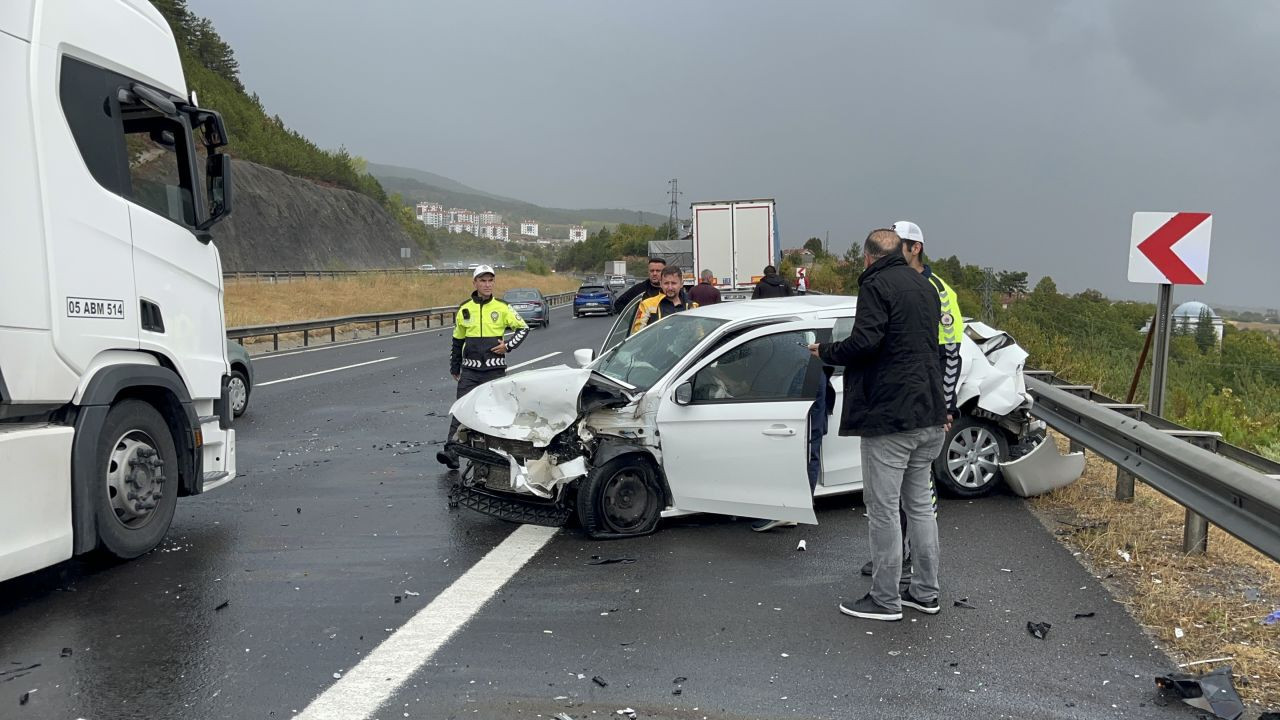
[
  {"x1": 227, "y1": 291, "x2": 575, "y2": 351},
  {"x1": 223, "y1": 268, "x2": 478, "y2": 283},
  {"x1": 1023, "y1": 371, "x2": 1280, "y2": 563}
]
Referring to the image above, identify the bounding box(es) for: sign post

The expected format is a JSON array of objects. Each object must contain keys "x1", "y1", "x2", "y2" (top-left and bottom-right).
[{"x1": 1126, "y1": 211, "x2": 1213, "y2": 550}]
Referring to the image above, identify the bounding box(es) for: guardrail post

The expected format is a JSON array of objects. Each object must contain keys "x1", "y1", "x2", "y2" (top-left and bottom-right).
[
  {"x1": 411, "y1": 316, "x2": 416, "y2": 330},
  {"x1": 1183, "y1": 509, "x2": 1209, "y2": 555},
  {"x1": 1115, "y1": 470, "x2": 1135, "y2": 501},
  {"x1": 375, "y1": 321, "x2": 381, "y2": 336},
  {"x1": 273, "y1": 333, "x2": 279, "y2": 352},
  {"x1": 330, "y1": 326, "x2": 336, "y2": 343},
  {"x1": 394, "y1": 318, "x2": 400, "y2": 333},
  {"x1": 303, "y1": 329, "x2": 309, "y2": 347}
]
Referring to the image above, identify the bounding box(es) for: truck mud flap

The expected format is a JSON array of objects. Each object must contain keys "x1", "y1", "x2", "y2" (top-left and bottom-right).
[
  {"x1": 1000, "y1": 438, "x2": 1086, "y2": 498},
  {"x1": 449, "y1": 482, "x2": 572, "y2": 528}
]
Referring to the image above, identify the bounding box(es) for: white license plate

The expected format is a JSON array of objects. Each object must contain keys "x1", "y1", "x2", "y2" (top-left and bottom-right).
[{"x1": 67, "y1": 296, "x2": 126, "y2": 319}]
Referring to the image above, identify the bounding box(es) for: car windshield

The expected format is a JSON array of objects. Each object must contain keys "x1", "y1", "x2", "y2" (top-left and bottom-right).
[
  {"x1": 595, "y1": 315, "x2": 726, "y2": 391},
  {"x1": 504, "y1": 290, "x2": 540, "y2": 301},
  {"x1": 578, "y1": 286, "x2": 607, "y2": 294}
]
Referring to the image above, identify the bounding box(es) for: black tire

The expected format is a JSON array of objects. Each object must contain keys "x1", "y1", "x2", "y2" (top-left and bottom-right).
[
  {"x1": 575, "y1": 455, "x2": 663, "y2": 538},
  {"x1": 94, "y1": 399, "x2": 180, "y2": 558},
  {"x1": 574, "y1": 312, "x2": 581, "y2": 318},
  {"x1": 229, "y1": 369, "x2": 250, "y2": 417},
  {"x1": 543, "y1": 316, "x2": 550, "y2": 328},
  {"x1": 933, "y1": 415, "x2": 1010, "y2": 498}
]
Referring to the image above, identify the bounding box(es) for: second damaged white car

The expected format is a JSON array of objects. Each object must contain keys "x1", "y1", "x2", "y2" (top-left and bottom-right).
[{"x1": 447, "y1": 295, "x2": 1082, "y2": 538}]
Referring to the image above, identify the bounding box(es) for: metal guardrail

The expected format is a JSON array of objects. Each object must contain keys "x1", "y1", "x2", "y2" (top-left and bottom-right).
[
  {"x1": 227, "y1": 291, "x2": 575, "y2": 351},
  {"x1": 1024, "y1": 372, "x2": 1280, "y2": 562}
]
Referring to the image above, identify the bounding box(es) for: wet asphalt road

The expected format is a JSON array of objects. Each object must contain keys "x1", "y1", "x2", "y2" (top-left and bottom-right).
[{"x1": 0, "y1": 304, "x2": 1195, "y2": 720}]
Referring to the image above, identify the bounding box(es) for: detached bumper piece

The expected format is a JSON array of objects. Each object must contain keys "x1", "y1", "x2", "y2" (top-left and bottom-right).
[
  {"x1": 1000, "y1": 437, "x2": 1085, "y2": 497},
  {"x1": 446, "y1": 441, "x2": 572, "y2": 527},
  {"x1": 449, "y1": 483, "x2": 572, "y2": 528}
]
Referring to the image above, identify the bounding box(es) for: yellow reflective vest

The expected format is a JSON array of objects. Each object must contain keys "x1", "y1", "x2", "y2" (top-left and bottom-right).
[
  {"x1": 925, "y1": 270, "x2": 964, "y2": 345},
  {"x1": 449, "y1": 293, "x2": 528, "y2": 373}
]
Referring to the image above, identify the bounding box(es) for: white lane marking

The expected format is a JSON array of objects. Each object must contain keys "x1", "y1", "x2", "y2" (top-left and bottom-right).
[
  {"x1": 248, "y1": 304, "x2": 574, "y2": 360},
  {"x1": 506, "y1": 351, "x2": 560, "y2": 371},
  {"x1": 295, "y1": 524, "x2": 558, "y2": 720},
  {"x1": 257, "y1": 357, "x2": 398, "y2": 386}
]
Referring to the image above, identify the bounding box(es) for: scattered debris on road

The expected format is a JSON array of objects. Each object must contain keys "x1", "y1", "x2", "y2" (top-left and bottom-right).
[
  {"x1": 215, "y1": 601, "x2": 230, "y2": 612},
  {"x1": 592, "y1": 675, "x2": 608, "y2": 687},
  {"x1": 1026, "y1": 621, "x2": 1052, "y2": 640},
  {"x1": 59, "y1": 648, "x2": 72, "y2": 658},
  {"x1": 19, "y1": 689, "x2": 34, "y2": 705},
  {"x1": 1156, "y1": 665, "x2": 1245, "y2": 720},
  {"x1": 953, "y1": 598, "x2": 976, "y2": 609},
  {"x1": 796, "y1": 540, "x2": 806, "y2": 551},
  {"x1": 587, "y1": 556, "x2": 636, "y2": 565}
]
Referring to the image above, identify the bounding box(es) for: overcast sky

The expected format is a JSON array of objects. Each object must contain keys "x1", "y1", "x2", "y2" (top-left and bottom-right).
[{"x1": 188, "y1": 0, "x2": 1279, "y2": 308}]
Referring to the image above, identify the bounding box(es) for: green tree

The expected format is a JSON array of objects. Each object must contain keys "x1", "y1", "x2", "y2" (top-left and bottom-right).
[
  {"x1": 1194, "y1": 308, "x2": 1218, "y2": 353},
  {"x1": 803, "y1": 237, "x2": 825, "y2": 258},
  {"x1": 1033, "y1": 276, "x2": 1058, "y2": 296},
  {"x1": 996, "y1": 270, "x2": 1029, "y2": 294}
]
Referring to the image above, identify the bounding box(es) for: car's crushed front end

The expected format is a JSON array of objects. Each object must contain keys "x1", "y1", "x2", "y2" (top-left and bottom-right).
[{"x1": 445, "y1": 366, "x2": 646, "y2": 526}]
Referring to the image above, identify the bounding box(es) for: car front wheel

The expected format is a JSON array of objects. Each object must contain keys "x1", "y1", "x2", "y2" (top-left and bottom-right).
[
  {"x1": 576, "y1": 455, "x2": 663, "y2": 538},
  {"x1": 933, "y1": 416, "x2": 1010, "y2": 498},
  {"x1": 229, "y1": 369, "x2": 250, "y2": 417}
]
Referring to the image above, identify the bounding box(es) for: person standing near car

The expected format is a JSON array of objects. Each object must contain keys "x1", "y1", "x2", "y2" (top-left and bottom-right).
[
  {"x1": 436, "y1": 265, "x2": 529, "y2": 469},
  {"x1": 631, "y1": 265, "x2": 698, "y2": 333},
  {"x1": 752, "y1": 265, "x2": 794, "y2": 299},
  {"x1": 612, "y1": 257, "x2": 666, "y2": 312},
  {"x1": 688, "y1": 269, "x2": 722, "y2": 306},
  {"x1": 810, "y1": 228, "x2": 946, "y2": 622},
  {"x1": 857, "y1": 220, "x2": 964, "y2": 577}
]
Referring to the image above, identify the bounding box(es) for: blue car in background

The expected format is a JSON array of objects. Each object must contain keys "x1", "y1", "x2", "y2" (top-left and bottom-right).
[
  {"x1": 573, "y1": 284, "x2": 614, "y2": 318},
  {"x1": 504, "y1": 288, "x2": 549, "y2": 328}
]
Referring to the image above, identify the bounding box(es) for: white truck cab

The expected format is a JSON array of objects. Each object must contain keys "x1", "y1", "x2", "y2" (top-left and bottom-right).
[{"x1": 1, "y1": 0, "x2": 236, "y2": 581}]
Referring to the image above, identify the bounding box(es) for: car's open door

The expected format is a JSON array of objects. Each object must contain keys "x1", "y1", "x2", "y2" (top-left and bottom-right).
[{"x1": 655, "y1": 321, "x2": 830, "y2": 523}]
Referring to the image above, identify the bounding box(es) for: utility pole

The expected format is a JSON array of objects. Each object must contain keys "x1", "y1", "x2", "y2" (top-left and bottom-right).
[
  {"x1": 825, "y1": 230, "x2": 829, "y2": 255},
  {"x1": 667, "y1": 178, "x2": 682, "y2": 240},
  {"x1": 981, "y1": 266, "x2": 996, "y2": 322}
]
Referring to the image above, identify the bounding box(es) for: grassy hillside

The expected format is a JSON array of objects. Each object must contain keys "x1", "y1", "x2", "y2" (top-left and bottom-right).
[{"x1": 367, "y1": 162, "x2": 522, "y2": 203}]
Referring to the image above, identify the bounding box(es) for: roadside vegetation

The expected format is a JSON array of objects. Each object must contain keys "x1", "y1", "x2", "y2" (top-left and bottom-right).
[{"x1": 224, "y1": 272, "x2": 579, "y2": 328}]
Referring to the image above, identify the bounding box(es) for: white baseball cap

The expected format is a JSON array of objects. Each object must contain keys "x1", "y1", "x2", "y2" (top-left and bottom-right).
[
  {"x1": 472, "y1": 264, "x2": 496, "y2": 279},
  {"x1": 892, "y1": 220, "x2": 924, "y2": 244}
]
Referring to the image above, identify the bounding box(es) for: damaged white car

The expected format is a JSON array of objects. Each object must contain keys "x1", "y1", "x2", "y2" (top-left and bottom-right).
[{"x1": 447, "y1": 295, "x2": 1082, "y2": 538}]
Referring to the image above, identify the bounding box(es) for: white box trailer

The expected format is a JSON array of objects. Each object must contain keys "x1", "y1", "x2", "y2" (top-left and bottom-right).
[
  {"x1": 691, "y1": 199, "x2": 778, "y2": 301},
  {"x1": 1, "y1": 0, "x2": 236, "y2": 581}
]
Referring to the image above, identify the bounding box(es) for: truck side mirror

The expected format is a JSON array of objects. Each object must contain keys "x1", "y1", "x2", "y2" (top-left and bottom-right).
[
  {"x1": 197, "y1": 153, "x2": 233, "y2": 233},
  {"x1": 673, "y1": 382, "x2": 693, "y2": 406}
]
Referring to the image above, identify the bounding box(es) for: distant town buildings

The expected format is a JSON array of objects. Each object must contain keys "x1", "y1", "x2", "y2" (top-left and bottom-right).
[
  {"x1": 568, "y1": 225, "x2": 587, "y2": 243},
  {"x1": 477, "y1": 224, "x2": 510, "y2": 241},
  {"x1": 415, "y1": 202, "x2": 444, "y2": 228},
  {"x1": 419, "y1": 202, "x2": 596, "y2": 245},
  {"x1": 520, "y1": 221, "x2": 539, "y2": 238}
]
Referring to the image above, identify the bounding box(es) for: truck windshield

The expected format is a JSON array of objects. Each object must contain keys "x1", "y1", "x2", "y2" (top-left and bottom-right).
[{"x1": 595, "y1": 315, "x2": 725, "y2": 391}]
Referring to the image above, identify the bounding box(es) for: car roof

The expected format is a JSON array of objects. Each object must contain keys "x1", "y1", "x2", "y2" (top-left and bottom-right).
[
  {"x1": 504, "y1": 287, "x2": 540, "y2": 293},
  {"x1": 684, "y1": 294, "x2": 855, "y2": 322}
]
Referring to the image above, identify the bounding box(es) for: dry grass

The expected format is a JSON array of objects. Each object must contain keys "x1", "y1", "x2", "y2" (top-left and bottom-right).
[
  {"x1": 1030, "y1": 433, "x2": 1280, "y2": 708},
  {"x1": 224, "y1": 272, "x2": 580, "y2": 327}
]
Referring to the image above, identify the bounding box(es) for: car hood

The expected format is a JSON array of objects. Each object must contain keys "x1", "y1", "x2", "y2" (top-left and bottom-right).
[{"x1": 450, "y1": 365, "x2": 634, "y2": 446}]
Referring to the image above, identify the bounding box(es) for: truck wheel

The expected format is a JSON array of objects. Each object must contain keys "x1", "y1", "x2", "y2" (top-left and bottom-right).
[
  {"x1": 576, "y1": 455, "x2": 662, "y2": 538},
  {"x1": 95, "y1": 399, "x2": 180, "y2": 558},
  {"x1": 933, "y1": 416, "x2": 1010, "y2": 498},
  {"x1": 229, "y1": 369, "x2": 250, "y2": 417}
]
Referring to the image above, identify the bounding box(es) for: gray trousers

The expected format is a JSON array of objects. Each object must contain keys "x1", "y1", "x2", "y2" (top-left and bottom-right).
[
  {"x1": 447, "y1": 368, "x2": 505, "y2": 442},
  {"x1": 862, "y1": 427, "x2": 945, "y2": 611}
]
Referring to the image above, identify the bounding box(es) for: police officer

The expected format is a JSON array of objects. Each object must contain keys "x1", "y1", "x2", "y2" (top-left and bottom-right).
[
  {"x1": 436, "y1": 265, "x2": 529, "y2": 469},
  {"x1": 858, "y1": 220, "x2": 964, "y2": 577}
]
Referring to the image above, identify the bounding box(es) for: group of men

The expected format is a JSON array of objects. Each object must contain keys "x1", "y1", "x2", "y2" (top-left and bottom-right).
[{"x1": 435, "y1": 222, "x2": 966, "y2": 624}]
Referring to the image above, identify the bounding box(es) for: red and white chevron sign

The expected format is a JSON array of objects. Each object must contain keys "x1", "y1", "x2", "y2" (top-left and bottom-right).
[{"x1": 1127, "y1": 212, "x2": 1213, "y2": 285}]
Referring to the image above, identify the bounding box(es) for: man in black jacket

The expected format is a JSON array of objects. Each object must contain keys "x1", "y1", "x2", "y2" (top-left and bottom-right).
[
  {"x1": 751, "y1": 265, "x2": 793, "y2": 299},
  {"x1": 612, "y1": 257, "x2": 666, "y2": 312},
  {"x1": 811, "y1": 229, "x2": 947, "y2": 622}
]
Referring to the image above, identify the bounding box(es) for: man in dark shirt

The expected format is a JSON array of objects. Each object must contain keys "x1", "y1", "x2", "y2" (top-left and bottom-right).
[
  {"x1": 688, "y1": 269, "x2": 721, "y2": 306},
  {"x1": 631, "y1": 265, "x2": 698, "y2": 333},
  {"x1": 752, "y1": 265, "x2": 794, "y2": 299},
  {"x1": 612, "y1": 257, "x2": 666, "y2": 312}
]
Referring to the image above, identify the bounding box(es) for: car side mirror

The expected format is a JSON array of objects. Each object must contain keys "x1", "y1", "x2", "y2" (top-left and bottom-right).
[
  {"x1": 673, "y1": 381, "x2": 693, "y2": 406},
  {"x1": 573, "y1": 348, "x2": 594, "y2": 367}
]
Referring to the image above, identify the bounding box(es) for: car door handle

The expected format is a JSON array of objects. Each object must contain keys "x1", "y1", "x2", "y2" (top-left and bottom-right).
[{"x1": 762, "y1": 426, "x2": 797, "y2": 437}]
